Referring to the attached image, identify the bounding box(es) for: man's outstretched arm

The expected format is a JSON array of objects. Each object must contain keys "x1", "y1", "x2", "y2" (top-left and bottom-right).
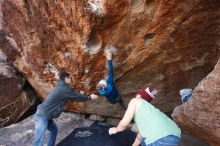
[{"x1": 65, "y1": 89, "x2": 98, "y2": 101}]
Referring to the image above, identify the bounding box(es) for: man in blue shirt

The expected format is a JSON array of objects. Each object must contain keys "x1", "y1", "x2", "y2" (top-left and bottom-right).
[
  {"x1": 34, "y1": 72, "x2": 98, "y2": 146},
  {"x1": 96, "y1": 48, "x2": 126, "y2": 110}
]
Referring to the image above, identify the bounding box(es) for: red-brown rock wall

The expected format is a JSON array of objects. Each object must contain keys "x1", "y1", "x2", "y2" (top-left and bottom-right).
[{"x1": 0, "y1": 0, "x2": 219, "y2": 118}]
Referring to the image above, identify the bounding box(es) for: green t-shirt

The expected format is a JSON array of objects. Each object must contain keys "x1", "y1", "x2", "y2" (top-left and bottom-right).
[{"x1": 134, "y1": 99, "x2": 181, "y2": 144}]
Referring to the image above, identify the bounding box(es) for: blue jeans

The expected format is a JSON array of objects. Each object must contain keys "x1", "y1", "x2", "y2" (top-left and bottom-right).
[
  {"x1": 34, "y1": 114, "x2": 58, "y2": 146},
  {"x1": 141, "y1": 135, "x2": 180, "y2": 146}
]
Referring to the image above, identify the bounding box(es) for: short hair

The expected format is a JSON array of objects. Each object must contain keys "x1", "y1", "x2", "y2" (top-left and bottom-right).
[{"x1": 59, "y1": 72, "x2": 70, "y2": 81}]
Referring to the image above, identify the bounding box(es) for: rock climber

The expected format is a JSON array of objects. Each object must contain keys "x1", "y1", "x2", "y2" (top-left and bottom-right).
[{"x1": 96, "y1": 47, "x2": 126, "y2": 110}]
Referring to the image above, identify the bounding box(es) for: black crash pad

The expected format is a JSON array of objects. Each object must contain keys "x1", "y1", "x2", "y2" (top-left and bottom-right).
[{"x1": 57, "y1": 121, "x2": 136, "y2": 146}]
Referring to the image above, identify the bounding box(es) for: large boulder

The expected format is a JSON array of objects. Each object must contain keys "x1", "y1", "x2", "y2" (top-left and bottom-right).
[
  {"x1": 0, "y1": 113, "x2": 93, "y2": 146},
  {"x1": 0, "y1": 0, "x2": 219, "y2": 118},
  {"x1": 0, "y1": 49, "x2": 35, "y2": 128},
  {"x1": 172, "y1": 58, "x2": 220, "y2": 146}
]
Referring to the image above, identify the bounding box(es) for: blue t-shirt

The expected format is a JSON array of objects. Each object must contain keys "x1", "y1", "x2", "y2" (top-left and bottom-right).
[{"x1": 99, "y1": 60, "x2": 119, "y2": 103}]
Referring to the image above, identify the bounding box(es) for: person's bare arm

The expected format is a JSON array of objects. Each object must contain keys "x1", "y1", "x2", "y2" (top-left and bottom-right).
[
  {"x1": 109, "y1": 98, "x2": 137, "y2": 134},
  {"x1": 132, "y1": 132, "x2": 142, "y2": 146},
  {"x1": 106, "y1": 48, "x2": 112, "y2": 60}
]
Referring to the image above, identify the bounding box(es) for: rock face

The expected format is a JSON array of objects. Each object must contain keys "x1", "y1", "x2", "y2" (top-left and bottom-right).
[
  {"x1": 172, "y1": 58, "x2": 220, "y2": 146},
  {"x1": 0, "y1": 0, "x2": 220, "y2": 119},
  {"x1": 0, "y1": 49, "x2": 35, "y2": 128}
]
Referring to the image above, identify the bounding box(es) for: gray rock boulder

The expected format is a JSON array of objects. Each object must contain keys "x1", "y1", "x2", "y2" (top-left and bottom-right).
[
  {"x1": 0, "y1": 50, "x2": 35, "y2": 128},
  {"x1": 0, "y1": 112, "x2": 92, "y2": 146}
]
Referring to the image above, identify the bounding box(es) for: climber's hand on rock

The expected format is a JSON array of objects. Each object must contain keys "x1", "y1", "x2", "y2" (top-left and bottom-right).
[{"x1": 106, "y1": 49, "x2": 112, "y2": 60}]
